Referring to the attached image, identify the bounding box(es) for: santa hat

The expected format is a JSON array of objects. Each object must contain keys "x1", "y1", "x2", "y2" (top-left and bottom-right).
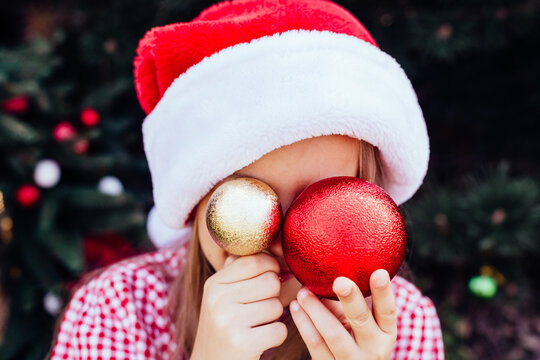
[{"x1": 135, "y1": 0, "x2": 430, "y2": 246}]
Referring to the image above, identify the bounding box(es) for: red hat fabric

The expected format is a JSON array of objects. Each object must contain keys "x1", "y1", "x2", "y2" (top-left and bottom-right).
[
  {"x1": 134, "y1": 0, "x2": 378, "y2": 114},
  {"x1": 134, "y1": 0, "x2": 430, "y2": 236}
]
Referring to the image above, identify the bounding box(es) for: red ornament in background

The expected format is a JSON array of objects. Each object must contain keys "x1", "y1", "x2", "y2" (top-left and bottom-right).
[
  {"x1": 80, "y1": 107, "x2": 100, "y2": 127},
  {"x1": 2, "y1": 96, "x2": 29, "y2": 114},
  {"x1": 72, "y1": 139, "x2": 89, "y2": 154},
  {"x1": 16, "y1": 184, "x2": 40, "y2": 207},
  {"x1": 53, "y1": 121, "x2": 76, "y2": 142},
  {"x1": 83, "y1": 233, "x2": 138, "y2": 271},
  {"x1": 282, "y1": 177, "x2": 407, "y2": 299}
]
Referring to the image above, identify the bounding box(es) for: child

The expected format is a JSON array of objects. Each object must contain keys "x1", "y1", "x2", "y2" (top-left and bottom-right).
[{"x1": 50, "y1": 0, "x2": 444, "y2": 359}]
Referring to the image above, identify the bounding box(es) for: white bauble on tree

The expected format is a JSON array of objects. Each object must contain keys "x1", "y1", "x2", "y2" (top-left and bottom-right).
[
  {"x1": 98, "y1": 176, "x2": 124, "y2": 196},
  {"x1": 43, "y1": 292, "x2": 63, "y2": 316},
  {"x1": 34, "y1": 159, "x2": 61, "y2": 188}
]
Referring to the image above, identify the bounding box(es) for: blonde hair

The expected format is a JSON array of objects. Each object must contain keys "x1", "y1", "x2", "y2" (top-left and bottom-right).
[{"x1": 166, "y1": 139, "x2": 383, "y2": 359}]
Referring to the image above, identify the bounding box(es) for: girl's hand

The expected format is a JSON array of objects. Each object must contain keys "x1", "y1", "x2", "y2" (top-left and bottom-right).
[
  {"x1": 191, "y1": 253, "x2": 288, "y2": 360},
  {"x1": 290, "y1": 269, "x2": 397, "y2": 360}
]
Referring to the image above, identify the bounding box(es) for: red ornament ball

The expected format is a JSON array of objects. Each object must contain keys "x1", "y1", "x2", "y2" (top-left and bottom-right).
[
  {"x1": 72, "y1": 139, "x2": 89, "y2": 154},
  {"x1": 2, "y1": 96, "x2": 29, "y2": 114},
  {"x1": 53, "y1": 121, "x2": 76, "y2": 142},
  {"x1": 83, "y1": 233, "x2": 137, "y2": 271},
  {"x1": 282, "y1": 177, "x2": 407, "y2": 299},
  {"x1": 80, "y1": 107, "x2": 100, "y2": 126},
  {"x1": 16, "y1": 184, "x2": 40, "y2": 207}
]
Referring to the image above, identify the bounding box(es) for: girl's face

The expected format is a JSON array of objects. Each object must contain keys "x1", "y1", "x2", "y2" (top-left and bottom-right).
[{"x1": 195, "y1": 135, "x2": 360, "y2": 307}]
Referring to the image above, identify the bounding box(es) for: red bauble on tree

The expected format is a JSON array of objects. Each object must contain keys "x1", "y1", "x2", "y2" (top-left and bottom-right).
[
  {"x1": 282, "y1": 177, "x2": 407, "y2": 299},
  {"x1": 83, "y1": 233, "x2": 137, "y2": 271},
  {"x1": 2, "y1": 96, "x2": 29, "y2": 114},
  {"x1": 72, "y1": 139, "x2": 89, "y2": 154},
  {"x1": 53, "y1": 121, "x2": 76, "y2": 142},
  {"x1": 16, "y1": 184, "x2": 40, "y2": 207},
  {"x1": 80, "y1": 107, "x2": 100, "y2": 127}
]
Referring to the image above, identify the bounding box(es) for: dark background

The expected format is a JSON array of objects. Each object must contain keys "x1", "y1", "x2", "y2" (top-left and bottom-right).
[{"x1": 0, "y1": 0, "x2": 539, "y2": 359}]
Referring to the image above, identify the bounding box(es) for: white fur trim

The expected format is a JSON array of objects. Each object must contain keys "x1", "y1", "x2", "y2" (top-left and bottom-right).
[
  {"x1": 146, "y1": 206, "x2": 192, "y2": 248},
  {"x1": 143, "y1": 30, "x2": 429, "y2": 228}
]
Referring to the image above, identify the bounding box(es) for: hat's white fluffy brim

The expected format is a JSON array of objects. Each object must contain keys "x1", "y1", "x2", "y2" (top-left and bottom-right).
[{"x1": 143, "y1": 30, "x2": 429, "y2": 229}]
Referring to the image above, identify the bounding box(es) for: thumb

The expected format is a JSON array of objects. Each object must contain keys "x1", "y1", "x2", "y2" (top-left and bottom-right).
[{"x1": 224, "y1": 254, "x2": 238, "y2": 267}]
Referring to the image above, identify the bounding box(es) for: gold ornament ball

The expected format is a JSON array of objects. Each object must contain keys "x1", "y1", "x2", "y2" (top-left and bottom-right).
[{"x1": 206, "y1": 177, "x2": 282, "y2": 256}]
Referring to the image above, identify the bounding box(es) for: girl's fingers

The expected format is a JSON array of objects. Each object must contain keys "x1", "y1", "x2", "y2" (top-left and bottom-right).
[
  {"x1": 325, "y1": 296, "x2": 373, "y2": 315},
  {"x1": 296, "y1": 287, "x2": 356, "y2": 358},
  {"x1": 223, "y1": 254, "x2": 239, "y2": 267},
  {"x1": 289, "y1": 300, "x2": 334, "y2": 360},
  {"x1": 216, "y1": 253, "x2": 280, "y2": 283},
  {"x1": 242, "y1": 297, "x2": 284, "y2": 326},
  {"x1": 369, "y1": 269, "x2": 397, "y2": 335},
  {"x1": 250, "y1": 321, "x2": 288, "y2": 352},
  {"x1": 232, "y1": 271, "x2": 281, "y2": 304},
  {"x1": 333, "y1": 277, "x2": 380, "y2": 343},
  {"x1": 320, "y1": 298, "x2": 351, "y2": 330}
]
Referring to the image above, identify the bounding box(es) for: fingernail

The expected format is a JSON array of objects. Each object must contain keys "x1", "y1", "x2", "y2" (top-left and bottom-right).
[
  {"x1": 290, "y1": 300, "x2": 300, "y2": 312},
  {"x1": 334, "y1": 277, "x2": 352, "y2": 296},
  {"x1": 224, "y1": 256, "x2": 234, "y2": 266},
  {"x1": 373, "y1": 270, "x2": 389, "y2": 288},
  {"x1": 298, "y1": 288, "x2": 310, "y2": 301}
]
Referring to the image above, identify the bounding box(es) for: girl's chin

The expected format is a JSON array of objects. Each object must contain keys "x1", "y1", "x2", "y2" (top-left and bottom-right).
[{"x1": 279, "y1": 275, "x2": 302, "y2": 307}]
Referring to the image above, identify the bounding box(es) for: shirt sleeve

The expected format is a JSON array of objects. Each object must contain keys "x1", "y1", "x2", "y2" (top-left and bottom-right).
[
  {"x1": 390, "y1": 278, "x2": 445, "y2": 360},
  {"x1": 50, "y1": 245, "x2": 186, "y2": 360},
  {"x1": 50, "y1": 273, "x2": 142, "y2": 360}
]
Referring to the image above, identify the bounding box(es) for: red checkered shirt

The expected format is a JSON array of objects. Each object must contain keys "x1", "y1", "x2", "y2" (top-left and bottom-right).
[{"x1": 50, "y1": 240, "x2": 444, "y2": 359}]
